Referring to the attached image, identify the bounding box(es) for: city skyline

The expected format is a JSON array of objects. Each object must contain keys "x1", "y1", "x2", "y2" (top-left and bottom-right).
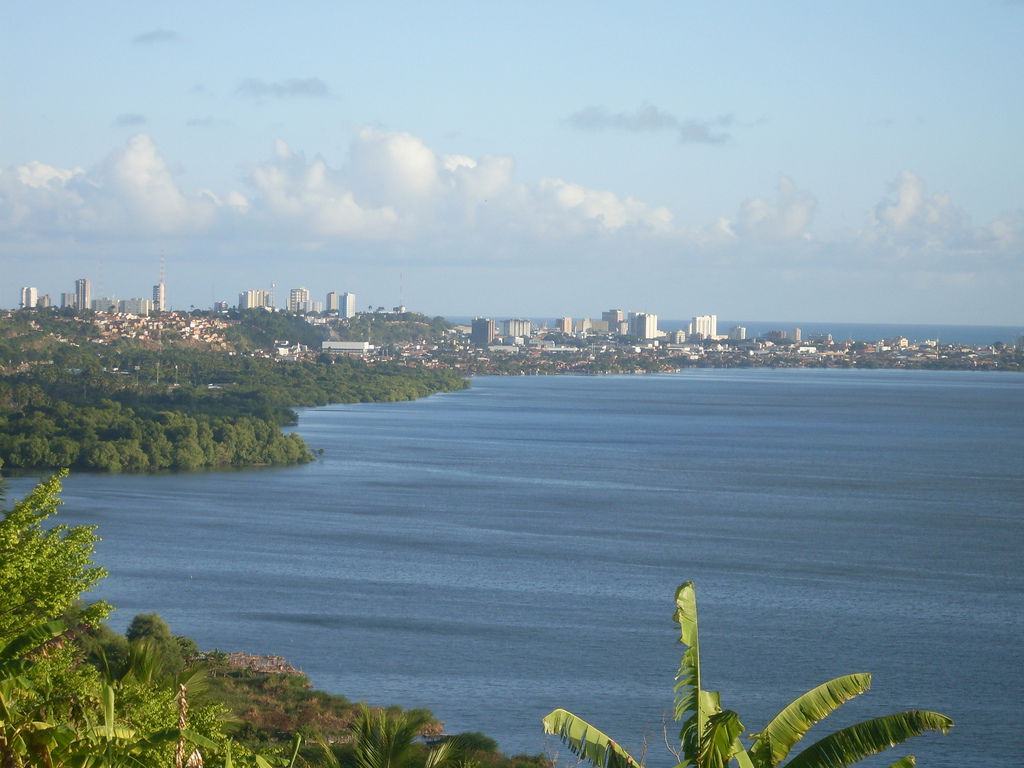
[{"x1": 2, "y1": 3, "x2": 1022, "y2": 324}]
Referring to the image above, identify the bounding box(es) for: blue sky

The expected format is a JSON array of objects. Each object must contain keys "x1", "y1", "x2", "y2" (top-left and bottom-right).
[{"x1": 2, "y1": 1, "x2": 1022, "y2": 324}]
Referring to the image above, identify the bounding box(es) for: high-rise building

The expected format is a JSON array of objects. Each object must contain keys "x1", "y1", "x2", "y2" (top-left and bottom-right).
[
  {"x1": 504, "y1": 318, "x2": 532, "y2": 338},
  {"x1": 119, "y1": 298, "x2": 153, "y2": 315},
  {"x1": 152, "y1": 281, "x2": 166, "y2": 313},
  {"x1": 326, "y1": 291, "x2": 341, "y2": 313},
  {"x1": 602, "y1": 309, "x2": 624, "y2": 325},
  {"x1": 556, "y1": 317, "x2": 573, "y2": 333},
  {"x1": 60, "y1": 292, "x2": 76, "y2": 309},
  {"x1": 792, "y1": 327, "x2": 802, "y2": 343},
  {"x1": 630, "y1": 312, "x2": 658, "y2": 339},
  {"x1": 238, "y1": 289, "x2": 271, "y2": 310},
  {"x1": 75, "y1": 278, "x2": 91, "y2": 312},
  {"x1": 688, "y1": 314, "x2": 717, "y2": 339},
  {"x1": 288, "y1": 287, "x2": 311, "y2": 313},
  {"x1": 728, "y1": 326, "x2": 747, "y2": 341},
  {"x1": 341, "y1": 292, "x2": 356, "y2": 319},
  {"x1": 92, "y1": 296, "x2": 117, "y2": 312},
  {"x1": 19, "y1": 286, "x2": 38, "y2": 310},
  {"x1": 37, "y1": 294, "x2": 51, "y2": 308},
  {"x1": 470, "y1": 318, "x2": 496, "y2": 346}
]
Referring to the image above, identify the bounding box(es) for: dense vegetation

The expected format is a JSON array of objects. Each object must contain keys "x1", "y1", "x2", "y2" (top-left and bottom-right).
[
  {"x1": 0, "y1": 474, "x2": 548, "y2": 767},
  {"x1": 0, "y1": 312, "x2": 467, "y2": 472},
  {"x1": 327, "y1": 312, "x2": 455, "y2": 346}
]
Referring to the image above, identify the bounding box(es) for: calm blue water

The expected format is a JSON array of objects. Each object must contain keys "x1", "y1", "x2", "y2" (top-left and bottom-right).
[{"x1": 5, "y1": 370, "x2": 1022, "y2": 767}]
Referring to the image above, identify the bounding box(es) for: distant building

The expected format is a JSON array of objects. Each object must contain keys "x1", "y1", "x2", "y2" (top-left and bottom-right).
[
  {"x1": 728, "y1": 326, "x2": 747, "y2": 341},
  {"x1": 765, "y1": 330, "x2": 788, "y2": 341},
  {"x1": 119, "y1": 297, "x2": 153, "y2": 315},
  {"x1": 322, "y1": 341, "x2": 374, "y2": 355},
  {"x1": 239, "y1": 289, "x2": 271, "y2": 310},
  {"x1": 602, "y1": 309, "x2": 624, "y2": 325},
  {"x1": 19, "y1": 286, "x2": 38, "y2": 310},
  {"x1": 341, "y1": 292, "x2": 356, "y2": 319},
  {"x1": 152, "y1": 281, "x2": 166, "y2": 313},
  {"x1": 36, "y1": 294, "x2": 51, "y2": 309},
  {"x1": 630, "y1": 312, "x2": 658, "y2": 339},
  {"x1": 792, "y1": 327, "x2": 802, "y2": 343},
  {"x1": 556, "y1": 317, "x2": 573, "y2": 333},
  {"x1": 287, "y1": 287, "x2": 311, "y2": 313},
  {"x1": 503, "y1": 318, "x2": 532, "y2": 338},
  {"x1": 688, "y1": 314, "x2": 717, "y2": 339},
  {"x1": 580, "y1": 318, "x2": 599, "y2": 332},
  {"x1": 60, "y1": 292, "x2": 76, "y2": 309},
  {"x1": 471, "y1": 318, "x2": 496, "y2": 346},
  {"x1": 92, "y1": 296, "x2": 118, "y2": 313},
  {"x1": 213, "y1": 300, "x2": 229, "y2": 312},
  {"x1": 326, "y1": 291, "x2": 341, "y2": 312},
  {"x1": 75, "y1": 278, "x2": 91, "y2": 312}
]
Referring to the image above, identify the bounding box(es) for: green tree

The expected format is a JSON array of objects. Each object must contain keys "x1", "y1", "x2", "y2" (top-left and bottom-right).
[
  {"x1": 125, "y1": 613, "x2": 186, "y2": 676},
  {"x1": 0, "y1": 471, "x2": 108, "y2": 643},
  {"x1": 542, "y1": 582, "x2": 952, "y2": 768},
  {"x1": 352, "y1": 705, "x2": 461, "y2": 768}
]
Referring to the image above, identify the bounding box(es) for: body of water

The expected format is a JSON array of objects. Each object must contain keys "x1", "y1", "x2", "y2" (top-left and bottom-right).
[{"x1": 6, "y1": 369, "x2": 1022, "y2": 767}]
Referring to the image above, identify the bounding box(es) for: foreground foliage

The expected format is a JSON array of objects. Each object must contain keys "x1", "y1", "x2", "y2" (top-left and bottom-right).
[
  {"x1": 543, "y1": 582, "x2": 952, "y2": 768},
  {"x1": 0, "y1": 475, "x2": 545, "y2": 768}
]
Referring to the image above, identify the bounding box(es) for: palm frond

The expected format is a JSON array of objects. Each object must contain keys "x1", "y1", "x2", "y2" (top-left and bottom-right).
[
  {"x1": 542, "y1": 708, "x2": 642, "y2": 768},
  {"x1": 751, "y1": 673, "x2": 872, "y2": 767},
  {"x1": 699, "y1": 710, "x2": 749, "y2": 768},
  {"x1": 0, "y1": 619, "x2": 67, "y2": 668},
  {"x1": 783, "y1": 711, "x2": 953, "y2": 768}
]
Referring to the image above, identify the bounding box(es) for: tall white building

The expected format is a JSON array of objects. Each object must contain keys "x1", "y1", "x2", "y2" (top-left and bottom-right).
[
  {"x1": 326, "y1": 291, "x2": 341, "y2": 312},
  {"x1": 688, "y1": 314, "x2": 717, "y2": 339},
  {"x1": 239, "y1": 289, "x2": 271, "y2": 309},
  {"x1": 19, "y1": 286, "x2": 38, "y2": 310},
  {"x1": 728, "y1": 325, "x2": 747, "y2": 340},
  {"x1": 75, "y1": 278, "x2": 91, "y2": 312},
  {"x1": 60, "y1": 292, "x2": 76, "y2": 309},
  {"x1": 288, "y1": 287, "x2": 311, "y2": 313},
  {"x1": 152, "y1": 281, "x2": 166, "y2": 313},
  {"x1": 341, "y1": 292, "x2": 356, "y2": 319},
  {"x1": 631, "y1": 312, "x2": 658, "y2": 339}
]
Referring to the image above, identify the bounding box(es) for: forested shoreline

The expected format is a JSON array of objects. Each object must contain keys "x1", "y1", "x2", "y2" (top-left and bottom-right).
[{"x1": 0, "y1": 312, "x2": 467, "y2": 472}]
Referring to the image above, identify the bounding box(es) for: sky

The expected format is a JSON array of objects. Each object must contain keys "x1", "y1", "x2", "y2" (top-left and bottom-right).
[{"x1": 2, "y1": 1, "x2": 1022, "y2": 325}]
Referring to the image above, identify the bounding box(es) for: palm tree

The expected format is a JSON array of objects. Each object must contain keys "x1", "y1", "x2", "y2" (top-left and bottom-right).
[
  {"x1": 351, "y1": 705, "x2": 461, "y2": 768},
  {"x1": 543, "y1": 582, "x2": 952, "y2": 768}
]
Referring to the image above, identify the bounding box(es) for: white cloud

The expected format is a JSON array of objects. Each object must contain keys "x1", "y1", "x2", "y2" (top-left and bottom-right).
[
  {"x1": 870, "y1": 170, "x2": 968, "y2": 247},
  {"x1": 864, "y1": 170, "x2": 1024, "y2": 263},
  {"x1": 241, "y1": 128, "x2": 673, "y2": 240},
  {"x1": 703, "y1": 175, "x2": 816, "y2": 244},
  {"x1": 3, "y1": 133, "x2": 1019, "y2": 280},
  {"x1": 96, "y1": 134, "x2": 217, "y2": 232},
  {"x1": 0, "y1": 134, "x2": 216, "y2": 236}
]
